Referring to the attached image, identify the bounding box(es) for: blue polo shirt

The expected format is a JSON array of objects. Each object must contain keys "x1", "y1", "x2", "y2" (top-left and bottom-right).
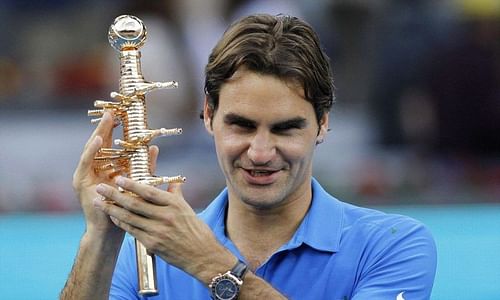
[{"x1": 111, "y1": 179, "x2": 437, "y2": 299}]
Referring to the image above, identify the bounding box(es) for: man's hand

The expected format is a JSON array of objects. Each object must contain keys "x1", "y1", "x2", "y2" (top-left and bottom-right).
[
  {"x1": 73, "y1": 111, "x2": 118, "y2": 237},
  {"x1": 93, "y1": 176, "x2": 235, "y2": 283},
  {"x1": 73, "y1": 111, "x2": 159, "y2": 238}
]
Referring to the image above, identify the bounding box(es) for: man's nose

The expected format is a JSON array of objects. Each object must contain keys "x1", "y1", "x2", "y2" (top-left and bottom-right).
[{"x1": 247, "y1": 131, "x2": 276, "y2": 165}]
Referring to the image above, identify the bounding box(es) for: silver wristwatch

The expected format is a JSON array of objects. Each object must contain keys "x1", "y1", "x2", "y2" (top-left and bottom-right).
[{"x1": 209, "y1": 260, "x2": 248, "y2": 300}]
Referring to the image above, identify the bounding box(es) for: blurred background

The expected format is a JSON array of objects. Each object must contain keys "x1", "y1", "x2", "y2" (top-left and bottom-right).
[{"x1": 0, "y1": 0, "x2": 499, "y2": 299}]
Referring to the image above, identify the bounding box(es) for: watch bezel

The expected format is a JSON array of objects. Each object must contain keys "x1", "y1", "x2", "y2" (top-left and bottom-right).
[{"x1": 209, "y1": 271, "x2": 243, "y2": 300}]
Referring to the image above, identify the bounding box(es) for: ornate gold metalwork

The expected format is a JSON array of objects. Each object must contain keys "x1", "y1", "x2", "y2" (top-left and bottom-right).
[{"x1": 89, "y1": 15, "x2": 185, "y2": 296}]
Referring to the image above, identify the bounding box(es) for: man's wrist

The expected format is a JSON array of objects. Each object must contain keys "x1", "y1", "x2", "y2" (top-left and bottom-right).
[
  {"x1": 81, "y1": 228, "x2": 124, "y2": 251},
  {"x1": 183, "y1": 241, "x2": 238, "y2": 286}
]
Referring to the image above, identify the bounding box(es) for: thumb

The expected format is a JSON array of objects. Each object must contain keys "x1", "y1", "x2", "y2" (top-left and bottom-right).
[
  {"x1": 149, "y1": 145, "x2": 159, "y2": 174},
  {"x1": 167, "y1": 182, "x2": 183, "y2": 194}
]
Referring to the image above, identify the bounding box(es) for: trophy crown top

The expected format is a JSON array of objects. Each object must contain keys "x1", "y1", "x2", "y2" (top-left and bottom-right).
[{"x1": 108, "y1": 15, "x2": 147, "y2": 51}]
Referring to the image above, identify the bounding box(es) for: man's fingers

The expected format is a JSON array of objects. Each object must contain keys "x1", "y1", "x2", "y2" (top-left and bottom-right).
[
  {"x1": 149, "y1": 145, "x2": 159, "y2": 174},
  {"x1": 85, "y1": 111, "x2": 113, "y2": 149},
  {"x1": 77, "y1": 111, "x2": 113, "y2": 172},
  {"x1": 96, "y1": 183, "x2": 158, "y2": 219},
  {"x1": 167, "y1": 182, "x2": 183, "y2": 194},
  {"x1": 98, "y1": 111, "x2": 115, "y2": 147},
  {"x1": 93, "y1": 195, "x2": 150, "y2": 232},
  {"x1": 74, "y1": 112, "x2": 117, "y2": 185},
  {"x1": 74, "y1": 136, "x2": 103, "y2": 182},
  {"x1": 115, "y1": 177, "x2": 171, "y2": 206}
]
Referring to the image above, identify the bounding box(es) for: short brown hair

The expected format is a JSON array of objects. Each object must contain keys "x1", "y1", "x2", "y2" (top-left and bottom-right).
[{"x1": 204, "y1": 14, "x2": 335, "y2": 123}]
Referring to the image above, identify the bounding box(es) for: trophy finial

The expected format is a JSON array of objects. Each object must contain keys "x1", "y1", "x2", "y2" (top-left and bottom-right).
[{"x1": 108, "y1": 15, "x2": 147, "y2": 51}]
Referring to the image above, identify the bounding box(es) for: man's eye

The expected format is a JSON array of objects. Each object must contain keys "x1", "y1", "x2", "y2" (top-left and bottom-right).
[
  {"x1": 231, "y1": 121, "x2": 255, "y2": 129},
  {"x1": 272, "y1": 125, "x2": 300, "y2": 133},
  {"x1": 271, "y1": 118, "x2": 306, "y2": 134}
]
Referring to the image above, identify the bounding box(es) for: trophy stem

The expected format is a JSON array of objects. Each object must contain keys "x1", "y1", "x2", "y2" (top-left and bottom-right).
[
  {"x1": 135, "y1": 239, "x2": 158, "y2": 296},
  {"x1": 89, "y1": 15, "x2": 185, "y2": 296}
]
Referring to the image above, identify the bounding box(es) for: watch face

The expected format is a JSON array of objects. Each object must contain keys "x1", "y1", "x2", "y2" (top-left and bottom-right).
[{"x1": 214, "y1": 278, "x2": 238, "y2": 300}]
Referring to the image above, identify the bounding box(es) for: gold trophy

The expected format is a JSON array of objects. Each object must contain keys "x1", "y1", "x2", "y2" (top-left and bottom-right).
[{"x1": 88, "y1": 15, "x2": 185, "y2": 296}]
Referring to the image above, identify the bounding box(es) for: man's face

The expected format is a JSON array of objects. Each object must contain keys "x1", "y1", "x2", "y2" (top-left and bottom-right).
[{"x1": 204, "y1": 68, "x2": 328, "y2": 210}]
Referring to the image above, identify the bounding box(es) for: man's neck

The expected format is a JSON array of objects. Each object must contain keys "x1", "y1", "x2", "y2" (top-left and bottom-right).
[{"x1": 225, "y1": 187, "x2": 312, "y2": 270}]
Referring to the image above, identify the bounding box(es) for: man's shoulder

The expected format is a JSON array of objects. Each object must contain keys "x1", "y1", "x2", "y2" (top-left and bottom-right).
[
  {"x1": 341, "y1": 201, "x2": 432, "y2": 238},
  {"x1": 311, "y1": 179, "x2": 435, "y2": 253},
  {"x1": 336, "y1": 201, "x2": 436, "y2": 257},
  {"x1": 313, "y1": 180, "x2": 427, "y2": 238},
  {"x1": 343, "y1": 202, "x2": 425, "y2": 231}
]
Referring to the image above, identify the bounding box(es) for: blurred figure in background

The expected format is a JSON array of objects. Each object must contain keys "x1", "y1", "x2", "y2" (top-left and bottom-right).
[{"x1": 428, "y1": 0, "x2": 500, "y2": 157}]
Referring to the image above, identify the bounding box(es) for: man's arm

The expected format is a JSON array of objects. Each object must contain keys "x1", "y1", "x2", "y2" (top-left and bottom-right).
[
  {"x1": 60, "y1": 232, "x2": 123, "y2": 300},
  {"x1": 61, "y1": 112, "x2": 152, "y2": 299},
  {"x1": 238, "y1": 272, "x2": 288, "y2": 299}
]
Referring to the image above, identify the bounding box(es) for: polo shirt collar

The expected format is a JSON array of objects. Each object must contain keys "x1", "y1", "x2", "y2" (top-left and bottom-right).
[
  {"x1": 198, "y1": 189, "x2": 232, "y2": 249},
  {"x1": 289, "y1": 178, "x2": 342, "y2": 253},
  {"x1": 199, "y1": 178, "x2": 343, "y2": 255}
]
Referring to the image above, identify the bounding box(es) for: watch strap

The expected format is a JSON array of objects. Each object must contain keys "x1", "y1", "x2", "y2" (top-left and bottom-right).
[{"x1": 230, "y1": 260, "x2": 248, "y2": 279}]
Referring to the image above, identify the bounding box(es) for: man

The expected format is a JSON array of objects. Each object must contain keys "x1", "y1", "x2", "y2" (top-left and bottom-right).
[{"x1": 61, "y1": 14, "x2": 436, "y2": 299}]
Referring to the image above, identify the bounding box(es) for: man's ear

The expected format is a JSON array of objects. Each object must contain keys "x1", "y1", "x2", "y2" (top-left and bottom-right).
[
  {"x1": 316, "y1": 113, "x2": 329, "y2": 145},
  {"x1": 203, "y1": 96, "x2": 214, "y2": 135}
]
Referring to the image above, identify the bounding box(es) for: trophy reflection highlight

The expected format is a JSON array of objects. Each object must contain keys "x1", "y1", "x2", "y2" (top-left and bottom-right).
[{"x1": 89, "y1": 15, "x2": 185, "y2": 296}]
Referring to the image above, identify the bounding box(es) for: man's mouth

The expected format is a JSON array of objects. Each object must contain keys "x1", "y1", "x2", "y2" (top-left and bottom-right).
[
  {"x1": 248, "y1": 170, "x2": 276, "y2": 177},
  {"x1": 242, "y1": 168, "x2": 281, "y2": 185}
]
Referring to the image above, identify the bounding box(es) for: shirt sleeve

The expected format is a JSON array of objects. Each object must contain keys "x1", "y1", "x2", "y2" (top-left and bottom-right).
[
  {"x1": 351, "y1": 216, "x2": 437, "y2": 300},
  {"x1": 110, "y1": 235, "x2": 141, "y2": 300}
]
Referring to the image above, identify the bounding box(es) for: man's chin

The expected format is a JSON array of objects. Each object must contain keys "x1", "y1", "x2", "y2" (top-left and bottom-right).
[
  {"x1": 238, "y1": 190, "x2": 286, "y2": 210},
  {"x1": 229, "y1": 176, "x2": 289, "y2": 208}
]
